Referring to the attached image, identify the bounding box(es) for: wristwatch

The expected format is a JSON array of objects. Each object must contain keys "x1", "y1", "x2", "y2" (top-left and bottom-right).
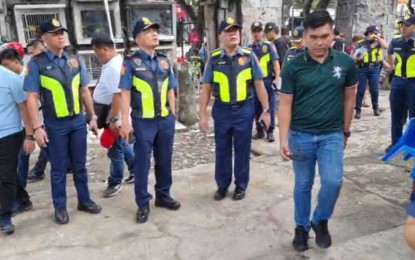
[
  {"x1": 109, "y1": 117, "x2": 119, "y2": 124},
  {"x1": 91, "y1": 115, "x2": 98, "y2": 121},
  {"x1": 262, "y1": 108, "x2": 270, "y2": 113},
  {"x1": 344, "y1": 131, "x2": 351, "y2": 138}
]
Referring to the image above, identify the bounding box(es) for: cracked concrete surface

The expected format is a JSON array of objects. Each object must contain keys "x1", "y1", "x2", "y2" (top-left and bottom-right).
[{"x1": 1, "y1": 91, "x2": 415, "y2": 260}]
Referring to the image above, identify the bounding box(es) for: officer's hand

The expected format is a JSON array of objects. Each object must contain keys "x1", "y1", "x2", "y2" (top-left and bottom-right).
[
  {"x1": 199, "y1": 115, "x2": 209, "y2": 133},
  {"x1": 119, "y1": 123, "x2": 133, "y2": 142},
  {"x1": 23, "y1": 139, "x2": 36, "y2": 155},
  {"x1": 89, "y1": 120, "x2": 99, "y2": 136},
  {"x1": 344, "y1": 136, "x2": 349, "y2": 148},
  {"x1": 35, "y1": 128, "x2": 49, "y2": 148},
  {"x1": 280, "y1": 140, "x2": 291, "y2": 161},
  {"x1": 259, "y1": 112, "x2": 271, "y2": 130}
]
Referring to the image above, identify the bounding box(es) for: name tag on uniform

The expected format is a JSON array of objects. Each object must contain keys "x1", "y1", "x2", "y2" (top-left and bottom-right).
[
  {"x1": 216, "y1": 61, "x2": 227, "y2": 65},
  {"x1": 394, "y1": 48, "x2": 402, "y2": 51},
  {"x1": 411, "y1": 48, "x2": 415, "y2": 51},
  {"x1": 46, "y1": 66, "x2": 53, "y2": 70},
  {"x1": 135, "y1": 67, "x2": 147, "y2": 71}
]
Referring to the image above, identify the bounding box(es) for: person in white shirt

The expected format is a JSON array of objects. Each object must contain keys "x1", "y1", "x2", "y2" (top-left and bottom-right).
[{"x1": 91, "y1": 34, "x2": 135, "y2": 197}]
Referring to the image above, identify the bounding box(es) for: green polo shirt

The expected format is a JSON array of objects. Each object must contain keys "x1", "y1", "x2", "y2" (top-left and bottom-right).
[{"x1": 280, "y1": 49, "x2": 357, "y2": 134}]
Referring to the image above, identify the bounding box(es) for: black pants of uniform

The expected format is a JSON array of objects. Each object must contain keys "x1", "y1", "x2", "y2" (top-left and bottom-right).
[{"x1": 0, "y1": 131, "x2": 30, "y2": 215}]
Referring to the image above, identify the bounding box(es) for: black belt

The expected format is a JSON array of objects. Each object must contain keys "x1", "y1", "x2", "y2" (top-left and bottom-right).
[
  {"x1": 215, "y1": 98, "x2": 253, "y2": 108},
  {"x1": 359, "y1": 62, "x2": 381, "y2": 68}
]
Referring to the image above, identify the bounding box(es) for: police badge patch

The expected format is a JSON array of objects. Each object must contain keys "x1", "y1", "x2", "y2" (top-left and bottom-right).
[
  {"x1": 120, "y1": 64, "x2": 127, "y2": 75},
  {"x1": 262, "y1": 45, "x2": 268, "y2": 53},
  {"x1": 160, "y1": 59, "x2": 169, "y2": 70},
  {"x1": 238, "y1": 56, "x2": 247, "y2": 66},
  {"x1": 52, "y1": 19, "x2": 60, "y2": 27},
  {"x1": 68, "y1": 59, "x2": 79, "y2": 69}
]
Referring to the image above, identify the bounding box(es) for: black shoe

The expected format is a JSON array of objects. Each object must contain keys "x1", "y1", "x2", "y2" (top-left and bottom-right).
[
  {"x1": 214, "y1": 188, "x2": 228, "y2": 201},
  {"x1": 292, "y1": 226, "x2": 309, "y2": 252},
  {"x1": 27, "y1": 171, "x2": 45, "y2": 182},
  {"x1": 0, "y1": 213, "x2": 15, "y2": 235},
  {"x1": 55, "y1": 208, "x2": 69, "y2": 225},
  {"x1": 12, "y1": 200, "x2": 33, "y2": 217},
  {"x1": 374, "y1": 109, "x2": 381, "y2": 116},
  {"x1": 385, "y1": 144, "x2": 394, "y2": 153},
  {"x1": 136, "y1": 204, "x2": 150, "y2": 224},
  {"x1": 266, "y1": 132, "x2": 275, "y2": 143},
  {"x1": 311, "y1": 220, "x2": 332, "y2": 248},
  {"x1": 103, "y1": 184, "x2": 122, "y2": 198},
  {"x1": 354, "y1": 112, "x2": 361, "y2": 119},
  {"x1": 232, "y1": 187, "x2": 246, "y2": 201},
  {"x1": 124, "y1": 175, "x2": 134, "y2": 184},
  {"x1": 252, "y1": 130, "x2": 265, "y2": 140},
  {"x1": 77, "y1": 200, "x2": 102, "y2": 214},
  {"x1": 155, "y1": 197, "x2": 181, "y2": 210}
]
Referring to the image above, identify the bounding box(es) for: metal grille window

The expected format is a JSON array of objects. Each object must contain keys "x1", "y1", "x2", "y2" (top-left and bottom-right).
[
  {"x1": 79, "y1": 52, "x2": 102, "y2": 81},
  {"x1": 21, "y1": 13, "x2": 58, "y2": 43}
]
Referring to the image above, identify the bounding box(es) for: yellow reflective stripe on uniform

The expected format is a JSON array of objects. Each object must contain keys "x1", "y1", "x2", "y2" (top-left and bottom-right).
[
  {"x1": 160, "y1": 78, "x2": 169, "y2": 117},
  {"x1": 236, "y1": 68, "x2": 252, "y2": 101},
  {"x1": 259, "y1": 53, "x2": 270, "y2": 77},
  {"x1": 133, "y1": 76, "x2": 155, "y2": 118},
  {"x1": 213, "y1": 71, "x2": 230, "y2": 102},
  {"x1": 242, "y1": 48, "x2": 251, "y2": 54},
  {"x1": 394, "y1": 53, "x2": 403, "y2": 77},
  {"x1": 407, "y1": 55, "x2": 415, "y2": 78},
  {"x1": 363, "y1": 52, "x2": 369, "y2": 63},
  {"x1": 71, "y1": 73, "x2": 81, "y2": 114},
  {"x1": 40, "y1": 75, "x2": 69, "y2": 117},
  {"x1": 212, "y1": 49, "x2": 221, "y2": 57}
]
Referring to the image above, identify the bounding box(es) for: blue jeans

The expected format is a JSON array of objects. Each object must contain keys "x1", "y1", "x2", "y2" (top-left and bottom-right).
[
  {"x1": 107, "y1": 138, "x2": 135, "y2": 186},
  {"x1": 390, "y1": 77, "x2": 415, "y2": 145},
  {"x1": 289, "y1": 130, "x2": 344, "y2": 229},
  {"x1": 356, "y1": 66, "x2": 380, "y2": 113}
]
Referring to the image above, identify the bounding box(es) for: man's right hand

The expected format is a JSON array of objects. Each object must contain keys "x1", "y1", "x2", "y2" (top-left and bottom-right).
[
  {"x1": 280, "y1": 140, "x2": 291, "y2": 161},
  {"x1": 199, "y1": 115, "x2": 209, "y2": 133},
  {"x1": 119, "y1": 122, "x2": 133, "y2": 142},
  {"x1": 35, "y1": 128, "x2": 49, "y2": 148}
]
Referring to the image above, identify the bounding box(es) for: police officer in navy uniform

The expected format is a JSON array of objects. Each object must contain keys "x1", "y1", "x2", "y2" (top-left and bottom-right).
[
  {"x1": 386, "y1": 15, "x2": 415, "y2": 150},
  {"x1": 118, "y1": 17, "x2": 180, "y2": 224},
  {"x1": 353, "y1": 25, "x2": 388, "y2": 119},
  {"x1": 24, "y1": 18, "x2": 101, "y2": 224},
  {"x1": 199, "y1": 17, "x2": 270, "y2": 201},
  {"x1": 249, "y1": 21, "x2": 280, "y2": 142},
  {"x1": 283, "y1": 26, "x2": 306, "y2": 66}
]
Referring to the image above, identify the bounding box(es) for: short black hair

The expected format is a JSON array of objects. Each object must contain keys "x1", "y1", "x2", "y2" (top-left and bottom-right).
[
  {"x1": 334, "y1": 28, "x2": 340, "y2": 36},
  {"x1": 91, "y1": 34, "x2": 114, "y2": 49},
  {"x1": 303, "y1": 9, "x2": 334, "y2": 31},
  {"x1": 27, "y1": 39, "x2": 45, "y2": 48},
  {"x1": 281, "y1": 27, "x2": 289, "y2": 36},
  {"x1": 0, "y1": 48, "x2": 21, "y2": 63}
]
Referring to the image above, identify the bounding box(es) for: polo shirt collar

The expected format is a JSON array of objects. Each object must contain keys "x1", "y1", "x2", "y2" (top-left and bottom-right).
[
  {"x1": 304, "y1": 47, "x2": 334, "y2": 63},
  {"x1": 220, "y1": 46, "x2": 244, "y2": 58}
]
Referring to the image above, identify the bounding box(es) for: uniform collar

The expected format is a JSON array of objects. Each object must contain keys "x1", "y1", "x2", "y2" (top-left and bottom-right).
[
  {"x1": 220, "y1": 46, "x2": 244, "y2": 58},
  {"x1": 45, "y1": 49, "x2": 69, "y2": 61},
  {"x1": 137, "y1": 49, "x2": 157, "y2": 61},
  {"x1": 252, "y1": 40, "x2": 264, "y2": 47}
]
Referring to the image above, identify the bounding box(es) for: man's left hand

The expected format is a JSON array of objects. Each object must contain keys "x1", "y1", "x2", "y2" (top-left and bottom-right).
[
  {"x1": 258, "y1": 111, "x2": 271, "y2": 130},
  {"x1": 89, "y1": 120, "x2": 99, "y2": 136},
  {"x1": 23, "y1": 139, "x2": 35, "y2": 155}
]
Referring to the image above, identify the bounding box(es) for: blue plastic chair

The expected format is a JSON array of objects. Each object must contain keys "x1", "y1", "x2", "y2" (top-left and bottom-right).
[{"x1": 382, "y1": 118, "x2": 415, "y2": 178}]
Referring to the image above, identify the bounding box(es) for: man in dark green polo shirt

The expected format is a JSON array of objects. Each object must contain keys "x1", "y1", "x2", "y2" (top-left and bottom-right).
[{"x1": 278, "y1": 10, "x2": 357, "y2": 252}]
